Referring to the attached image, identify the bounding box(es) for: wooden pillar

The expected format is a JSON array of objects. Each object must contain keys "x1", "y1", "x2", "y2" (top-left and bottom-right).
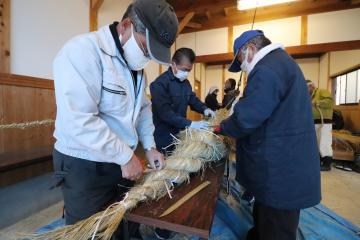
[
  {"x1": 228, "y1": 26, "x2": 233, "y2": 53},
  {"x1": 0, "y1": 0, "x2": 10, "y2": 73},
  {"x1": 89, "y1": 0, "x2": 104, "y2": 31},
  {"x1": 301, "y1": 15, "x2": 308, "y2": 45}
]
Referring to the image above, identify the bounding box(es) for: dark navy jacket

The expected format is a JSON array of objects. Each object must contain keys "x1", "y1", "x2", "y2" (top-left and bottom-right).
[
  {"x1": 150, "y1": 68, "x2": 207, "y2": 152},
  {"x1": 221, "y1": 49, "x2": 321, "y2": 210}
]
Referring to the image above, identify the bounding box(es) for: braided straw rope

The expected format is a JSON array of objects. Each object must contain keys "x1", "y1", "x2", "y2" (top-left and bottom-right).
[
  {"x1": 0, "y1": 119, "x2": 54, "y2": 130},
  {"x1": 22, "y1": 110, "x2": 230, "y2": 240}
]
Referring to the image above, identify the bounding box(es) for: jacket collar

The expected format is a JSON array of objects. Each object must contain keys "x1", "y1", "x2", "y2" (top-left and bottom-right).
[
  {"x1": 167, "y1": 67, "x2": 177, "y2": 81},
  {"x1": 248, "y1": 43, "x2": 284, "y2": 75},
  {"x1": 97, "y1": 24, "x2": 128, "y2": 66}
]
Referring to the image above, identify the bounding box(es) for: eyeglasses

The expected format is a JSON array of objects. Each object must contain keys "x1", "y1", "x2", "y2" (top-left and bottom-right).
[{"x1": 132, "y1": 27, "x2": 150, "y2": 59}]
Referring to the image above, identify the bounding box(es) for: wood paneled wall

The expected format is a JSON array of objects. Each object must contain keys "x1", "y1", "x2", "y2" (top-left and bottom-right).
[
  {"x1": 0, "y1": 74, "x2": 56, "y2": 154},
  {"x1": 335, "y1": 102, "x2": 360, "y2": 132}
]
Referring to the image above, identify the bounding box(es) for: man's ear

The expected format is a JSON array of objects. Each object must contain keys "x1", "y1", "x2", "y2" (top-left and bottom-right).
[
  {"x1": 248, "y1": 44, "x2": 257, "y2": 62},
  {"x1": 118, "y1": 18, "x2": 132, "y2": 44}
]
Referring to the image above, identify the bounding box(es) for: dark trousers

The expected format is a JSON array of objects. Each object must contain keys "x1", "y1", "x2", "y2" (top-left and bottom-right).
[
  {"x1": 52, "y1": 149, "x2": 133, "y2": 225},
  {"x1": 246, "y1": 201, "x2": 300, "y2": 240}
]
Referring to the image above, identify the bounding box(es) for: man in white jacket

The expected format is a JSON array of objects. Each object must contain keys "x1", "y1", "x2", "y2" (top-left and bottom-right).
[{"x1": 52, "y1": 0, "x2": 178, "y2": 228}]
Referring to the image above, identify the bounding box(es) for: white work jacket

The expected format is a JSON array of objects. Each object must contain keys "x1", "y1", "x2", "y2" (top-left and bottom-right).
[{"x1": 53, "y1": 25, "x2": 155, "y2": 165}]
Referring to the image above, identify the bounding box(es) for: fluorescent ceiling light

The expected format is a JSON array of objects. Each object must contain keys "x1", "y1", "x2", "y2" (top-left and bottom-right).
[{"x1": 237, "y1": 0, "x2": 297, "y2": 11}]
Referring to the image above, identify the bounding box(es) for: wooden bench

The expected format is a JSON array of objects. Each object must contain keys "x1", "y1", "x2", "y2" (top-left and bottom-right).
[{"x1": 0, "y1": 145, "x2": 53, "y2": 187}]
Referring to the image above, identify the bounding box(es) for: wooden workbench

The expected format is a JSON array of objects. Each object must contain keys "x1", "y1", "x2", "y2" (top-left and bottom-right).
[{"x1": 125, "y1": 160, "x2": 226, "y2": 239}]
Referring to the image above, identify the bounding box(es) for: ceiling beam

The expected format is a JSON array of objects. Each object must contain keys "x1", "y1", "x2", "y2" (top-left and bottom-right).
[
  {"x1": 205, "y1": 11, "x2": 212, "y2": 20},
  {"x1": 175, "y1": 0, "x2": 236, "y2": 18},
  {"x1": 187, "y1": 22, "x2": 202, "y2": 29},
  {"x1": 178, "y1": 12, "x2": 195, "y2": 34},
  {"x1": 182, "y1": 0, "x2": 360, "y2": 33},
  {"x1": 196, "y1": 40, "x2": 360, "y2": 65},
  {"x1": 91, "y1": 0, "x2": 104, "y2": 11},
  {"x1": 89, "y1": 0, "x2": 104, "y2": 31},
  {"x1": 224, "y1": 7, "x2": 230, "y2": 17},
  {"x1": 0, "y1": 0, "x2": 10, "y2": 73}
]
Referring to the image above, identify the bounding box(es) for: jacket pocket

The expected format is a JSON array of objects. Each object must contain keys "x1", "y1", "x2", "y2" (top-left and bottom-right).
[{"x1": 100, "y1": 69, "x2": 129, "y2": 113}]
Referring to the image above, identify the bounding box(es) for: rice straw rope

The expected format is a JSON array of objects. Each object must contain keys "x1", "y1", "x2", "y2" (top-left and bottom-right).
[{"x1": 21, "y1": 109, "x2": 230, "y2": 240}]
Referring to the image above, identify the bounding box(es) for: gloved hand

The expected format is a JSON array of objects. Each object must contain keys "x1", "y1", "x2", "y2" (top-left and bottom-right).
[
  {"x1": 190, "y1": 121, "x2": 210, "y2": 130},
  {"x1": 204, "y1": 108, "x2": 215, "y2": 118}
]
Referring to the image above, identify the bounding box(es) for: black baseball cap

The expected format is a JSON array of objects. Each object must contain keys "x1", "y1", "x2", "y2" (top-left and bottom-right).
[{"x1": 133, "y1": 0, "x2": 178, "y2": 65}]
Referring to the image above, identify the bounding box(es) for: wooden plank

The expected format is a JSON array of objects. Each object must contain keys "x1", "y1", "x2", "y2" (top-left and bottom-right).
[
  {"x1": 0, "y1": 85, "x2": 4, "y2": 153},
  {"x1": 195, "y1": 40, "x2": 360, "y2": 64},
  {"x1": 0, "y1": 0, "x2": 10, "y2": 73},
  {"x1": 228, "y1": 27, "x2": 233, "y2": 53},
  {"x1": 178, "y1": 12, "x2": 195, "y2": 34},
  {"x1": 0, "y1": 145, "x2": 53, "y2": 171},
  {"x1": 126, "y1": 161, "x2": 225, "y2": 238},
  {"x1": 89, "y1": 0, "x2": 104, "y2": 31},
  {"x1": 181, "y1": 0, "x2": 360, "y2": 33},
  {"x1": 186, "y1": 21, "x2": 202, "y2": 29},
  {"x1": 205, "y1": 11, "x2": 212, "y2": 20},
  {"x1": 223, "y1": 7, "x2": 230, "y2": 17},
  {"x1": 301, "y1": 15, "x2": 308, "y2": 45},
  {"x1": 91, "y1": 0, "x2": 104, "y2": 11},
  {"x1": 0, "y1": 157, "x2": 53, "y2": 187},
  {"x1": 171, "y1": 0, "x2": 236, "y2": 18},
  {"x1": 0, "y1": 84, "x2": 55, "y2": 153},
  {"x1": 0, "y1": 73, "x2": 54, "y2": 89},
  {"x1": 333, "y1": 150, "x2": 354, "y2": 161}
]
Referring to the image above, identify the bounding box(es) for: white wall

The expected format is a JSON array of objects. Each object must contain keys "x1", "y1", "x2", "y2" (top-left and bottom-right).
[
  {"x1": 233, "y1": 17, "x2": 301, "y2": 47},
  {"x1": 329, "y1": 50, "x2": 360, "y2": 76},
  {"x1": 98, "y1": 0, "x2": 132, "y2": 28},
  {"x1": 308, "y1": 8, "x2": 360, "y2": 44},
  {"x1": 296, "y1": 58, "x2": 320, "y2": 85},
  {"x1": 195, "y1": 28, "x2": 228, "y2": 55},
  {"x1": 11, "y1": 0, "x2": 89, "y2": 79}
]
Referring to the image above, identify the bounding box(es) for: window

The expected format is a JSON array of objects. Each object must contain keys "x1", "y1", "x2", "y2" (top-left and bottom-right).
[{"x1": 333, "y1": 68, "x2": 360, "y2": 105}]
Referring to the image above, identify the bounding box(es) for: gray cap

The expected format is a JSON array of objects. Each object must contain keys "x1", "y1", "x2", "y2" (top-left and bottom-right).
[{"x1": 133, "y1": 0, "x2": 178, "y2": 65}]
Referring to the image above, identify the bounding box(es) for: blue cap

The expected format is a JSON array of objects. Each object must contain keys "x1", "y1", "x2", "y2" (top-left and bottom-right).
[{"x1": 228, "y1": 30, "x2": 264, "y2": 73}]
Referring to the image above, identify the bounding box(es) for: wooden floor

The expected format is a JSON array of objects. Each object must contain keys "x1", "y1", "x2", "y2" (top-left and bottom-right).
[
  {"x1": 320, "y1": 168, "x2": 360, "y2": 227},
  {"x1": 0, "y1": 168, "x2": 359, "y2": 239}
]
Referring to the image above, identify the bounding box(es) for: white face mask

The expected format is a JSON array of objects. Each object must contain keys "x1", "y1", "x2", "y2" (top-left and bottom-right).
[
  {"x1": 120, "y1": 24, "x2": 150, "y2": 71},
  {"x1": 174, "y1": 69, "x2": 189, "y2": 81},
  {"x1": 240, "y1": 47, "x2": 251, "y2": 72}
]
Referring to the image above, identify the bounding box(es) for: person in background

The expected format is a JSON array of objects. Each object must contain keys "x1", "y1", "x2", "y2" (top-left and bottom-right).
[
  {"x1": 307, "y1": 79, "x2": 334, "y2": 171},
  {"x1": 150, "y1": 48, "x2": 215, "y2": 156},
  {"x1": 205, "y1": 86, "x2": 221, "y2": 111},
  {"x1": 215, "y1": 30, "x2": 320, "y2": 240},
  {"x1": 222, "y1": 78, "x2": 240, "y2": 109},
  {"x1": 52, "y1": 1, "x2": 177, "y2": 236}
]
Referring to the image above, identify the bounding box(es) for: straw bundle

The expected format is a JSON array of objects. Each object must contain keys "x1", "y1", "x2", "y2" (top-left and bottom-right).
[
  {"x1": 332, "y1": 130, "x2": 360, "y2": 153},
  {"x1": 23, "y1": 112, "x2": 229, "y2": 240}
]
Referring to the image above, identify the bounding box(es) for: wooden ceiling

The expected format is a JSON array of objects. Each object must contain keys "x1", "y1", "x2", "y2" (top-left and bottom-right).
[{"x1": 167, "y1": 0, "x2": 360, "y2": 33}]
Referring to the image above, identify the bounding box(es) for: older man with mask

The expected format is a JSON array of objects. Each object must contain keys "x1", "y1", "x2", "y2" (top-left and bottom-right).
[
  {"x1": 52, "y1": 0, "x2": 177, "y2": 228},
  {"x1": 214, "y1": 30, "x2": 321, "y2": 240}
]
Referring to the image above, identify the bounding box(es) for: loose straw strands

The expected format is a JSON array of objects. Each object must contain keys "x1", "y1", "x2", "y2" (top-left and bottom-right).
[
  {"x1": 332, "y1": 130, "x2": 360, "y2": 153},
  {"x1": 22, "y1": 111, "x2": 229, "y2": 240}
]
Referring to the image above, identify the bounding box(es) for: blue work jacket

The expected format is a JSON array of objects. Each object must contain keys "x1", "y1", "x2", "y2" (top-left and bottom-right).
[
  {"x1": 221, "y1": 49, "x2": 321, "y2": 210},
  {"x1": 150, "y1": 68, "x2": 207, "y2": 152}
]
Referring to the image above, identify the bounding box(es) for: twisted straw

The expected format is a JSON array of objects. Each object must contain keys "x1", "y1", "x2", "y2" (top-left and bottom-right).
[
  {"x1": 0, "y1": 119, "x2": 54, "y2": 130},
  {"x1": 22, "y1": 111, "x2": 229, "y2": 240}
]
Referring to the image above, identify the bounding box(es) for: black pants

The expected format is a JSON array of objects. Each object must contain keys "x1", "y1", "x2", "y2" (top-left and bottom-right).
[
  {"x1": 246, "y1": 201, "x2": 300, "y2": 240},
  {"x1": 52, "y1": 149, "x2": 134, "y2": 225}
]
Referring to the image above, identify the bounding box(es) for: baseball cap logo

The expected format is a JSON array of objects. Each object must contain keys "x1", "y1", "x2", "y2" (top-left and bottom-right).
[{"x1": 160, "y1": 30, "x2": 171, "y2": 45}]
